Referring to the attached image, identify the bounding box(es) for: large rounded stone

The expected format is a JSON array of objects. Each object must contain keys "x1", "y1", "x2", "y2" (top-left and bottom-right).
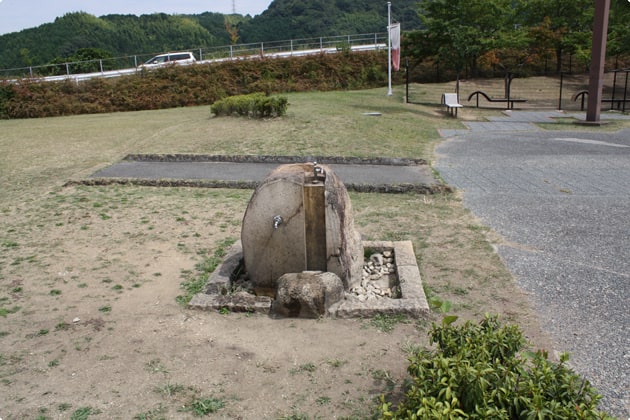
[
  {"x1": 241, "y1": 163, "x2": 363, "y2": 296},
  {"x1": 271, "y1": 271, "x2": 345, "y2": 318}
]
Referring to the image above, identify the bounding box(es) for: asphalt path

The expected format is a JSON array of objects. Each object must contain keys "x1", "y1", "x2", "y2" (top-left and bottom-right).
[
  {"x1": 90, "y1": 160, "x2": 440, "y2": 191},
  {"x1": 435, "y1": 115, "x2": 630, "y2": 418}
]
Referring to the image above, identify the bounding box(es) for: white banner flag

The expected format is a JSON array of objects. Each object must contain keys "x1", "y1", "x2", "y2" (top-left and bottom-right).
[{"x1": 390, "y1": 23, "x2": 401, "y2": 71}]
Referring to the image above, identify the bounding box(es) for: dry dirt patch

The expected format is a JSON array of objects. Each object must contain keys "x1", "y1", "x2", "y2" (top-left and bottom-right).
[
  {"x1": 0, "y1": 183, "x2": 551, "y2": 419},
  {"x1": 0, "y1": 87, "x2": 558, "y2": 418}
]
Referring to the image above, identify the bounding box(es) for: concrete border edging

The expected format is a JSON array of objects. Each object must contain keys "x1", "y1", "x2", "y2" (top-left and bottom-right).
[{"x1": 188, "y1": 240, "x2": 430, "y2": 318}]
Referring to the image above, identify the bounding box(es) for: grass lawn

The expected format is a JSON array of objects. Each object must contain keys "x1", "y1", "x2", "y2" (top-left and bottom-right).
[{"x1": 0, "y1": 82, "x2": 623, "y2": 419}]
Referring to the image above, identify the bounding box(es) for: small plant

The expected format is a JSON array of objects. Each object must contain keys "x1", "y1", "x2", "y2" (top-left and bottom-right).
[
  {"x1": 176, "y1": 238, "x2": 236, "y2": 305},
  {"x1": 154, "y1": 382, "x2": 185, "y2": 397},
  {"x1": 290, "y1": 363, "x2": 317, "y2": 375},
  {"x1": 70, "y1": 406, "x2": 99, "y2": 420},
  {"x1": 316, "y1": 396, "x2": 331, "y2": 406},
  {"x1": 98, "y1": 305, "x2": 111, "y2": 313},
  {"x1": 133, "y1": 404, "x2": 167, "y2": 420},
  {"x1": 327, "y1": 359, "x2": 347, "y2": 368},
  {"x1": 49, "y1": 289, "x2": 62, "y2": 295},
  {"x1": 182, "y1": 396, "x2": 225, "y2": 416},
  {"x1": 278, "y1": 411, "x2": 311, "y2": 420},
  {"x1": 1, "y1": 240, "x2": 18, "y2": 248},
  {"x1": 369, "y1": 313, "x2": 408, "y2": 333},
  {"x1": 0, "y1": 306, "x2": 20, "y2": 317},
  {"x1": 145, "y1": 358, "x2": 168, "y2": 375},
  {"x1": 58, "y1": 402, "x2": 72, "y2": 411}
]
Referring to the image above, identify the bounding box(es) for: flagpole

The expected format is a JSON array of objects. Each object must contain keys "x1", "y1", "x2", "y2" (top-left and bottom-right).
[{"x1": 387, "y1": 1, "x2": 392, "y2": 96}]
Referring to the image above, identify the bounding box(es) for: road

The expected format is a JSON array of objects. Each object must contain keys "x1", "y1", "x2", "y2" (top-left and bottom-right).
[
  {"x1": 10, "y1": 43, "x2": 385, "y2": 84},
  {"x1": 435, "y1": 111, "x2": 630, "y2": 418}
]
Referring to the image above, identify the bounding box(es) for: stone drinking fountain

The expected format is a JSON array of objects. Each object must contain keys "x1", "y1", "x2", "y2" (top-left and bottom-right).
[{"x1": 190, "y1": 162, "x2": 428, "y2": 318}]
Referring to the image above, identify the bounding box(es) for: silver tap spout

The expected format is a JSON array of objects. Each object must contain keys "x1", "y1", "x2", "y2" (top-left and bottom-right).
[{"x1": 273, "y1": 215, "x2": 283, "y2": 229}]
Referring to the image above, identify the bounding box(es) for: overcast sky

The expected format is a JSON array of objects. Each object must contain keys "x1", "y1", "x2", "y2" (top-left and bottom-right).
[{"x1": 0, "y1": 0, "x2": 274, "y2": 35}]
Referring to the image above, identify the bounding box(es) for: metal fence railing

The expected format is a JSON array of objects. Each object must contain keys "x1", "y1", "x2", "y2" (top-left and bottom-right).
[
  {"x1": 0, "y1": 32, "x2": 388, "y2": 81},
  {"x1": 406, "y1": 70, "x2": 630, "y2": 112}
]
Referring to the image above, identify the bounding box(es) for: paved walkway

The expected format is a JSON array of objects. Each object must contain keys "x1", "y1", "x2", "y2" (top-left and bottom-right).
[
  {"x1": 439, "y1": 110, "x2": 630, "y2": 137},
  {"x1": 89, "y1": 157, "x2": 444, "y2": 193},
  {"x1": 435, "y1": 110, "x2": 630, "y2": 418}
]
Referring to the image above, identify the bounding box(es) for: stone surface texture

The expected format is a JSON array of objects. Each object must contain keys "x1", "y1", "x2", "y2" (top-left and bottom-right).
[
  {"x1": 271, "y1": 271, "x2": 345, "y2": 318},
  {"x1": 240, "y1": 163, "x2": 363, "y2": 295}
]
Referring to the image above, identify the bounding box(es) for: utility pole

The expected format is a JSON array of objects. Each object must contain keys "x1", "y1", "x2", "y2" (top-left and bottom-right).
[
  {"x1": 586, "y1": 0, "x2": 611, "y2": 123},
  {"x1": 232, "y1": 0, "x2": 236, "y2": 14}
]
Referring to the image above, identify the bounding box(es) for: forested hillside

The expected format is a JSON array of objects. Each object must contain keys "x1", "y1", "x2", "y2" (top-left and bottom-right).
[
  {"x1": 0, "y1": 12, "x2": 242, "y2": 69},
  {"x1": 0, "y1": 0, "x2": 421, "y2": 69},
  {"x1": 238, "y1": 0, "x2": 421, "y2": 43}
]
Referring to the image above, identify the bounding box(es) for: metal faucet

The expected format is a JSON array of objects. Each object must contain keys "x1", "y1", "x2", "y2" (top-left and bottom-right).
[
  {"x1": 313, "y1": 161, "x2": 324, "y2": 177},
  {"x1": 273, "y1": 215, "x2": 283, "y2": 229}
]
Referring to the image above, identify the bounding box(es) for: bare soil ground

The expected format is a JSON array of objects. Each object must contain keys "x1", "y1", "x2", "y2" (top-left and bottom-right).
[{"x1": 0, "y1": 84, "x2": 575, "y2": 419}]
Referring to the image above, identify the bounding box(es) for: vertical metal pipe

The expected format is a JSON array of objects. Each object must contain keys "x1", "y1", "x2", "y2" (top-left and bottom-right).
[
  {"x1": 405, "y1": 58, "x2": 409, "y2": 103},
  {"x1": 611, "y1": 70, "x2": 617, "y2": 110},
  {"x1": 623, "y1": 70, "x2": 629, "y2": 113},
  {"x1": 387, "y1": 2, "x2": 392, "y2": 96},
  {"x1": 586, "y1": 0, "x2": 611, "y2": 122},
  {"x1": 558, "y1": 71, "x2": 564, "y2": 110}
]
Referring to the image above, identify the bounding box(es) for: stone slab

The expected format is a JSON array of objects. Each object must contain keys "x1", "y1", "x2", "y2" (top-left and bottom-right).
[{"x1": 189, "y1": 240, "x2": 429, "y2": 319}]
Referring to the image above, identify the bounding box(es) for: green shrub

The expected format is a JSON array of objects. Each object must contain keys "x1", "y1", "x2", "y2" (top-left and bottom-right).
[
  {"x1": 0, "y1": 83, "x2": 14, "y2": 119},
  {"x1": 210, "y1": 92, "x2": 288, "y2": 118},
  {"x1": 378, "y1": 315, "x2": 614, "y2": 420}
]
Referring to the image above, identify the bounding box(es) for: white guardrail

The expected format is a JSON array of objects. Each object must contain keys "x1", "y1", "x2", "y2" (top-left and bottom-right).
[{"x1": 1, "y1": 33, "x2": 387, "y2": 84}]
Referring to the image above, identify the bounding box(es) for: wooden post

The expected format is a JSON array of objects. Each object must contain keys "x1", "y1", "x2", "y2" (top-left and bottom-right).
[
  {"x1": 586, "y1": 0, "x2": 611, "y2": 122},
  {"x1": 303, "y1": 181, "x2": 327, "y2": 272}
]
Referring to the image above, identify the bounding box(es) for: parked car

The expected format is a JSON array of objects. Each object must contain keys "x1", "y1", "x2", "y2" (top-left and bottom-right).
[{"x1": 141, "y1": 52, "x2": 196, "y2": 67}]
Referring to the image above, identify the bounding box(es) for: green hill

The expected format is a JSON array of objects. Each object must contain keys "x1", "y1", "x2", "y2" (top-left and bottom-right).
[{"x1": 0, "y1": 0, "x2": 421, "y2": 69}]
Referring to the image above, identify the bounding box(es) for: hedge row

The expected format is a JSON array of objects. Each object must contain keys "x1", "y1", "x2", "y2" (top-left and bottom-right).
[
  {"x1": 0, "y1": 51, "x2": 390, "y2": 119},
  {"x1": 210, "y1": 93, "x2": 288, "y2": 118}
]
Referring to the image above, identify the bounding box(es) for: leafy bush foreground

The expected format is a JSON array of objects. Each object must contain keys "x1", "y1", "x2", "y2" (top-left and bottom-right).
[{"x1": 378, "y1": 315, "x2": 614, "y2": 420}]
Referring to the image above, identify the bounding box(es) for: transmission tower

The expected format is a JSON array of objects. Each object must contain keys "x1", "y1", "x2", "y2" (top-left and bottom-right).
[{"x1": 232, "y1": 0, "x2": 236, "y2": 14}]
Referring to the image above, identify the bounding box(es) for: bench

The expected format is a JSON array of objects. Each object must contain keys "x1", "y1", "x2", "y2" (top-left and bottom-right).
[
  {"x1": 571, "y1": 90, "x2": 589, "y2": 111},
  {"x1": 467, "y1": 90, "x2": 527, "y2": 110},
  {"x1": 441, "y1": 93, "x2": 463, "y2": 117},
  {"x1": 572, "y1": 90, "x2": 629, "y2": 111}
]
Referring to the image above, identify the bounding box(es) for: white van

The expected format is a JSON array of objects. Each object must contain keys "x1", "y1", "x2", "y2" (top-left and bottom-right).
[{"x1": 142, "y1": 52, "x2": 196, "y2": 67}]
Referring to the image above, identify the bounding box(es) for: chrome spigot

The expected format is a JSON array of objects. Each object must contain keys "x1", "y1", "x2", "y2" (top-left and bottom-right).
[
  {"x1": 313, "y1": 161, "x2": 324, "y2": 178},
  {"x1": 273, "y1": 215, "x2": 283, "y2": 229}
]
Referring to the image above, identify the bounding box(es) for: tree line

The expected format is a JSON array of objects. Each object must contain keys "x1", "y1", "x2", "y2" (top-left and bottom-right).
[
  {"x1": 404, "y1": 0, "x2": 630, "y2": 79},
  {"x1": 1, "y1": 0, "x2": 629, "y2": 79}
]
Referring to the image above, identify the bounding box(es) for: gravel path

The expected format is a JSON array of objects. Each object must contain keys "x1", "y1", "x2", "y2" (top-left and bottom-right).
[{"x1": 435, "y1": 111, "x2": 630, "y2": 418}]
